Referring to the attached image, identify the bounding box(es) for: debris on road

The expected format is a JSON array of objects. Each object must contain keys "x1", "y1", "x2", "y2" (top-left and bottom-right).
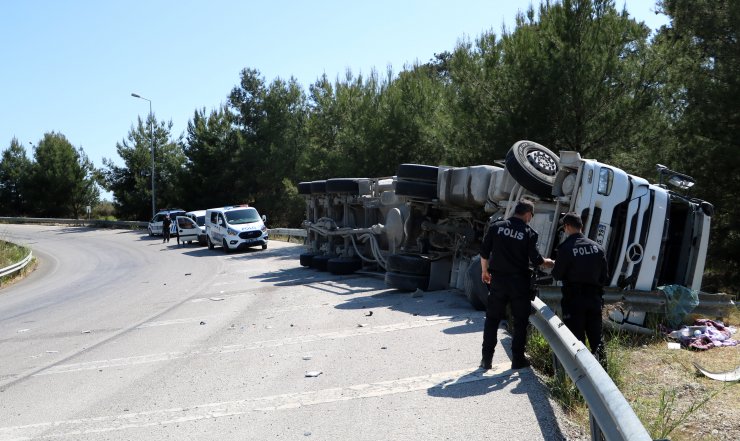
[
  {"x1": 17, "y1": 329, "x2": 30, "y2": 333},
  {"x1": 305, "y1": 371, "x2": 322, "y2": 378},
  {"x1": 199, "y1": 321, "x2": 206, "y2": 325},
  {"x1": 365, "y1": 311, "x2": 373, "y2": 316},
  {"x1": 302, "y1": 355, "x2": 312, "y2": 360},
  {"x1": 693, "y1": 362, "x2": 740, "y2": 382},
  {"x1": 81, "y1": 330, "x2": 91, "y2": 334},
  {"x1": 209, "y1": 297, "x2": 225, "y2": 301}
]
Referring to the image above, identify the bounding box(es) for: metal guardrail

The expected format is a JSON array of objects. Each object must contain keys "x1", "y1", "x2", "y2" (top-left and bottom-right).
[
  {"x1": 529, "y1": 297, "x2": 652, "y2": 441},
  {"x1": 0, "y1": 217, "x2": 147, "y2": 229},
  {"x1": 0, "y1": 249, "x2": 33, "y2": 279},
  {"x1": 268, "y1": 228, "x2": 307, "y2": 239}
]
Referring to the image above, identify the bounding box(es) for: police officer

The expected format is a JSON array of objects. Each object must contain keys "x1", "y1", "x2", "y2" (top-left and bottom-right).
[
  {"x1": 479, "y1": 199, "x2": 554, "y2": 370},
  {"x1": 551, "y1": 212, "x2": 609, "y2": 361}
]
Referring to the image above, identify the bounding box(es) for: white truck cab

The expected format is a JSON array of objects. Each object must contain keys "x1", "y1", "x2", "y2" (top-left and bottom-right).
[{"x1": 205, "y1": 205, "x2": 268, "y2": 252}]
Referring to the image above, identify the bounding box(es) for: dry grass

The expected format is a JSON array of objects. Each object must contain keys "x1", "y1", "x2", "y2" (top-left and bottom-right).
[{"x1": 531, "y1": 305, "x2": 740, "y2": 440}]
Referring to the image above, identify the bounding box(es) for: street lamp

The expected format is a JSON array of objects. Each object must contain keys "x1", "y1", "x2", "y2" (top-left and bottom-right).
[{"x1": 131, "y1": 92, "x2": 156, "y2": 217}]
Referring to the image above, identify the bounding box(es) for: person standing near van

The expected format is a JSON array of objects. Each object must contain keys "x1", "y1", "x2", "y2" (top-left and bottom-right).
[
  {"x1": 551, "y1": 212, "x2": 609, "y2": 361},
  {"x1": 479, "y1": 199, "x2": 554, "y2": 370},
  {"x1": 162, "y1": 214, "x2": 172, "y2": 243}
]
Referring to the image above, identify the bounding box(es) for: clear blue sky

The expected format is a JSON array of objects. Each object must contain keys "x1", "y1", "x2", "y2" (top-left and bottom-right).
[{"x1": 1, "y1": 0, "x2": 667, "y2": 199}]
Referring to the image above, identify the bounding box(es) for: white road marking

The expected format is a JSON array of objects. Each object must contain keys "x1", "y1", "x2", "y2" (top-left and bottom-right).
[
  {"x1": 35, "y1": 316, "x2": 477, "y2": 376},
  {"x1": 1, "y1": 363, "x2": 513, "y2": 440}
]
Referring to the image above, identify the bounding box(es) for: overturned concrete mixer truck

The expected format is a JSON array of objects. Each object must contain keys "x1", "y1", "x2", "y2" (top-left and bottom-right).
[{"x1": 297, "y1": 140, "x2": 715, "y2": 313}]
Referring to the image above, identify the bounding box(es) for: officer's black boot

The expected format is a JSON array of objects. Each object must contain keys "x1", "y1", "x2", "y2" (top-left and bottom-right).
[
  {"x1": 511, "y1": 353, "x2": 530, "y2": 370},
  {"x1": 479, "y1": 351, "x2": 493, "y2": 370}
]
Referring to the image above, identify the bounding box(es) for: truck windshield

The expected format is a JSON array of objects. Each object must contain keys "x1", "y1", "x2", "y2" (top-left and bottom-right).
[{"x1": 225, "y1": 208, "x2": 260, "y2": 224}]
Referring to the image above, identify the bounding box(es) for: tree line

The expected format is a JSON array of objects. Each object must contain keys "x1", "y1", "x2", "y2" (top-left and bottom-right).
[{"x1": 1, "y1": 0, "x2": 737, "y2": 291}]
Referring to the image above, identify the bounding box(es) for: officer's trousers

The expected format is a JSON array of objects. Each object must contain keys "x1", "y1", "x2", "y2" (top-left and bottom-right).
[
  {"x1": 561, "y1": 285, "x2": 604, "y2": 359},
  {"x1": 481, "y1": 275, "x2": 531, "y2": 361}
]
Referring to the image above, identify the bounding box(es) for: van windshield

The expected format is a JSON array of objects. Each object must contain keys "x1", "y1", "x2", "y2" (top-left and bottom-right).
[{"x1": 225, "y1": 208, "x2": 260, "y2": 224}]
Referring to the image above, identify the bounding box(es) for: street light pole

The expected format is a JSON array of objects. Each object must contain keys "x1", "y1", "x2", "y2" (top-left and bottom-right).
[{"x1": 131, "y1": 93, "x2": 156, "y2": 217}]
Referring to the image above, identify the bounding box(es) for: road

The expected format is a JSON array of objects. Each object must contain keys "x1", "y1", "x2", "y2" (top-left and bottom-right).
[{"x1": 0, "y1": 225, "x2": 567, "y2": 440}]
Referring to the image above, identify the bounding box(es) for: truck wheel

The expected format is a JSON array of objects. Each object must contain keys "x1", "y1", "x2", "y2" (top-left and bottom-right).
[
  {"x1": 326, "y1": 178, "x2": 362, "y2": 194},
  {"x1": 384, "y1": 271, "x2": 429, "y2": 292},
  {"x1": 505, "y1": 140, "x2": 559, "y2": 198},
  {"x1": 395, "y1": 180, "x2": 437, "y2": 200},
  {"x1": 464, "y1": 256, "x2": 488, "y2": 311},
  {"x1": 396, "y1": 164, "x2": 439, "y2": 183},
  {"x1": 386, "y1": 254, "x2": 431, "y2": 275},
  {"x1": 207, "y1": 236, "x2": 214, "y2": 250},
  {"x1": 298, "y1": 182, "x2": 312, "y2": 195},
  {"x1": 299, "y1": 252, "x2": 315, "y2": 267},
  {"x1": 311, "y1": 254, "x2": 334, "y2": 271},
  {"x1": 327, "y1": 257, "x2": 362, "y2": 275},
  {"x1": 310, "y1": 180, "x2": 327, "y2": 194}
]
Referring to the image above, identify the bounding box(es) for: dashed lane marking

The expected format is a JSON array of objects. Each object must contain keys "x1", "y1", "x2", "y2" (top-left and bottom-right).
[{"x1": 1, "y1": 363, "x2": 513, "y2": 440}]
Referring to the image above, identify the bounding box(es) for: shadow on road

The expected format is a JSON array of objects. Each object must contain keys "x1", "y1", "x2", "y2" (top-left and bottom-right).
[{"x1": 427, "y1": 368, "x2": 567, "y2": 440}]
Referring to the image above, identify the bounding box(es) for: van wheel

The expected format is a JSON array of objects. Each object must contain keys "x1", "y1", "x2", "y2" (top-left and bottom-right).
[
  {"x1": 222, "y1": 239, "x2": 231, "y2": 253},
  {"x1": 505, "y1": 140, "x2": 559, "y2": 198},
  {"x1": 148, "y1": 228, "x2": 153, "y2": 237},
  {"x1": 261, "y1": 243, "x2": 267, "y2": 250},
  {"x1": 207, "y1": 236, "x2": 214, "y2": 250}
]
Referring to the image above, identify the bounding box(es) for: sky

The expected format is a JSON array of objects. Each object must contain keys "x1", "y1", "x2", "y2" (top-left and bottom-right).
[{"x1": 1, "y1": 1, "x2": 668, "y2": 200}]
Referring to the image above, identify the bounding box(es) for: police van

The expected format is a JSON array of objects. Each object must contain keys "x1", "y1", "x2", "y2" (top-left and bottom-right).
[{"x1": 205, "y1": 205, "x2": 268, "y2": 252}]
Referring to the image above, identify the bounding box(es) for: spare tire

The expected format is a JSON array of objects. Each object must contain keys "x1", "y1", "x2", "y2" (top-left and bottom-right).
[
  {"x1": 396, "y1": 164, "x2": 439, "y2": 182},
  {"x1": 395, "y1": 180, "x2": 437, "y2": 200},
  {"x1": 505, "y1": 140, "x2": 559, "y2": 198},
  {"x1": 298, "y1": 182, "x2": 312, "y2": 195}
]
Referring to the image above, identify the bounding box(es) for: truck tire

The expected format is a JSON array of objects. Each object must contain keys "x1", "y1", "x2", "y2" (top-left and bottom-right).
[
  {"x1": 327, "y1": 257, "x2": 362, "y2": 275},
  {"x1": 310, "y1": 180, "x2": 327, "y2": 194},
  {"x1": 396, "y1": 164, "x2": 439, "y2": 183},
  {"x1": 299, "y1": 252, "x2": 315, "y2": 267},
  {"x1": 395, "y1": 180, "x2": 437, "y2": 200},
  {"x1": 311, "y1": 254, "x2": 334, "y2": 271},
  {"x1": 386, "y1": 254, "x2": 431, "y2": 276},
  {"x1": 505, "y1": 140, "x2": 559, "y2": 198},
  {"x1": 463, "y1": 256, "x2": 488, "y2": 311},
  {"x1": 298, "y1": 182, "x2": 312, "y2": 195},
  {"x1": 326, "y1": 178, "x2": 362, "y2": 194}
]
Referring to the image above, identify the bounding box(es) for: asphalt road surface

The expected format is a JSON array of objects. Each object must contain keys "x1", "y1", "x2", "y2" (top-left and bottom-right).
[{"x1": 0, "y1": 225, "x2": 567, "y2": 440}]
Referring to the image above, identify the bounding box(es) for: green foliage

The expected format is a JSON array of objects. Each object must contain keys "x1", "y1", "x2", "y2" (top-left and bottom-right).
[
  {"x1": 27, "y1": 132, "x2": 100, "y2": 218},
  {"x1": 103, "y1": 115, "x2": 184, "y2": 221},
  {"x1": 647, "y1": 386, "x2": 720, "y2": 439},
  {"x1": 655, "y1": 0, "x2": 740, "y2": 290},
  {"x1": 0, "y1": 138, "x2": 32, "y2": 215}
]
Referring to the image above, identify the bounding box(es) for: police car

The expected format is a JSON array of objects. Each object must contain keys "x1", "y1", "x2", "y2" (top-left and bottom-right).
[
  {"x1": 205, "y1": 205, "x2": 268, "y2": 252},
  {"x1": 148, "y1": 208, "x2": 186, "y2": 236}
]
